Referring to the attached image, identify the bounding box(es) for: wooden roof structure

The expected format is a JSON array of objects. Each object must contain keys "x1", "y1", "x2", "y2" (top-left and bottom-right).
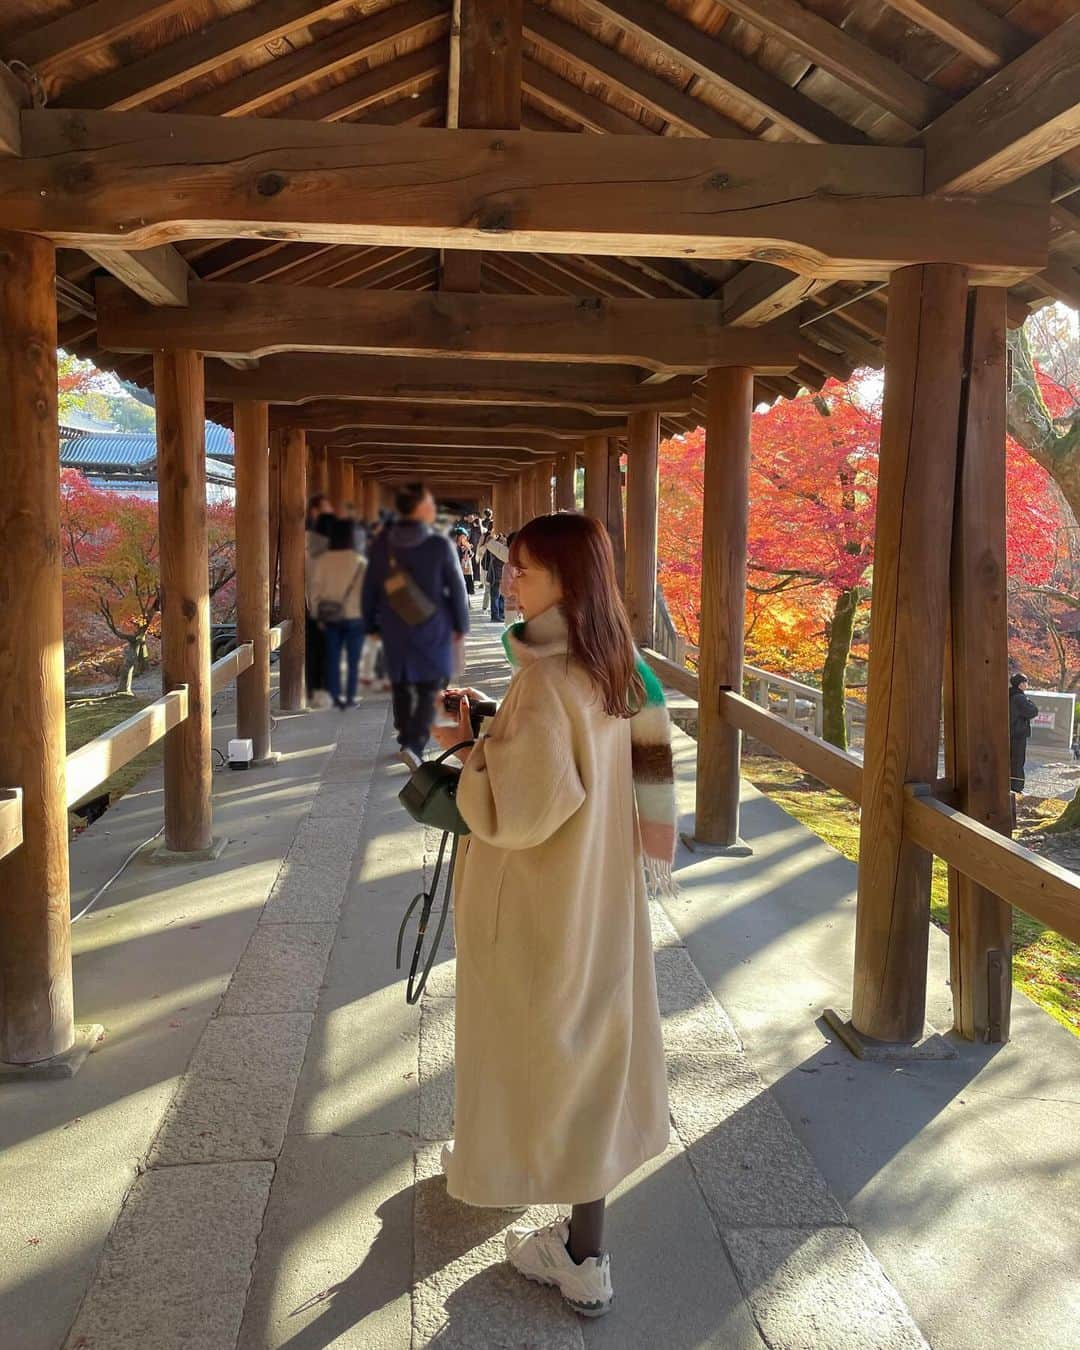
[{"x1": 2, "y1": 0, "x2": 1078, "y2": 486}]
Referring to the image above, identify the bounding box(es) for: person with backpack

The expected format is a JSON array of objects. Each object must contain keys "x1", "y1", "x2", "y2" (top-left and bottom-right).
[
  {"x1": 310, "y1": 517, "x2": 367, "y2": 710},
  {"x1": 362, "y1": 483, "x2": 469, "y2": 768},
  {"x1": 1009, "y1": 672, "x2": 1040, "y2": 793}
]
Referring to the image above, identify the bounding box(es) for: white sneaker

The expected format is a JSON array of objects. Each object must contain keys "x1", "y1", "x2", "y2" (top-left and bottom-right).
[
  {"x1": 398, "y1": 748, "x2": 421, "y2": 772},
  {"x1": 505, "y1": 1216, "x2": 613, "y2": 1318}
]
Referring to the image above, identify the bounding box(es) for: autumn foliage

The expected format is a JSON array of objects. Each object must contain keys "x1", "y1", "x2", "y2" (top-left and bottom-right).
[{"x1": 60, "y1": 470, "x2": 236, "y2": 690}]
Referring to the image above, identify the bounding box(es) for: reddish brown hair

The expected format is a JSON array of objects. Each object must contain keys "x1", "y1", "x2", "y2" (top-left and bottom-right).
[{"x1": 510, "y1": 512, "x2": 645, "y2": 718}]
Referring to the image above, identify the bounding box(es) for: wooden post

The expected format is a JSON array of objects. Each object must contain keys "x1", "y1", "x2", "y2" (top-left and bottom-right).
[
  {"x1": 508, "y1": 474, "x2": 524, "y2": 532},
  {"x1": 945, "y1": 287, "x2": 1013, "y2": 1043},
  {"x1": 626, "y1": 411, "x2": 660, "y2": 647},
  {"x1": 268, "y1": 433, "x2": 281, "y2": 618},
  {"x1": 363, "y1": 476, "x2": 379, "y2": 522},
  {"x1": 555, "y1": 449, "x2": 576, "y2": 512},
  {"x1": 328, "y1": 453, "x2": 346, "y2": 511},
  {"x1": 278, "y1": 428, "x2": 307, "y2": 711},
  {"x1": 343, "y1": 460, "x2": 357, "y2": 508},
  {"x1": 583, "y1": 434, "x2": 608, "y2": 522},
  {"x1": 156, "y1": 348, "x2": 213, "y2": 854},
  {"x1": 607, "y1": 440, "x2": 626, "y2": 594},
  {"x1": 853, "y1": 264, "x2": 970, "y2": 1044},
  {"x1": 234, "y1": 400, "x2": 273, "y2": 765},
  {"x1": 0, "y1": 231, "x2": 74, "y2": 1065},
  {"x1": 311, "y1": 443, "x2": 328, "y2": 496},
  {"x1": 695, "y1": 366, "x2": 755, "y2": 848}
]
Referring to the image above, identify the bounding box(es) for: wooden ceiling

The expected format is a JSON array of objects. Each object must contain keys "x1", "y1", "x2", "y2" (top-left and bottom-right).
[{"x1": 2, "y1": 0, "x2": 1078, "y2": 456}]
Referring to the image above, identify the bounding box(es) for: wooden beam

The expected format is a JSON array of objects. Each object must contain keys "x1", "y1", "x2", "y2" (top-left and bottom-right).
[
  {"x1": 235, "y1": 400, "x2": 273, "y2": 766},
  {"x1": 321, "y1": 428, "x2": 570, "y2": 452},
  {"x1": 7, "y1": 113, "x2": 1048, "y2": 281},
  {"x1": 879, "y1": 0, "x2": 1025, "y2": 70},
  {"x1": 156, "y1": 348, "x2": 214, "y2": 855},
  {"x1": 0, "y1": 231, "x2": 74, "y2": 1065},
  {"x1": 280, "y1": 45, "x2": 444, "y2": 124},
  {"x1": 944, "y1": 288, "x2": 1013, "y2": 1042},
  {"x1": 575, "y1": 0, "x2": 865, "y2": 144},
  {"x1": 0, "y1": 789, "x2": 22, "y2": 864},
  {"x1": 66, "y1": 688, "x2": 188, "y2": 809},
  {"x1": 852, "y1": 263, "x2": 970, "y2": 1045},
  {"x1": 457, "y1": 0, "x2": 521, "y2": 129},
  {"x1": 5, "y1": 1, "x2": 189, "y2": 78},
  {"x1": 626, "y1": 411, "x2": 659, "y2": 646},
  {"x1": 97, "y1": 281, "x2": 806, "y2": 373},
  {"x1": 277, "y1": 429, "x2": 307, "y2": 710},
  {"x1": 523, "y1": 58, "x2": 651, "y2": 136},
  {"x1": 270, "y1": 400, "x2": 626, "y2": 437},
  {"x1": 715, "y1": 0, "x2": 949, "y2": 129},
  {"x1": 86, "y1": 244, "x2": 190, "y2": 306},
  {"x1": 204, "y1": 354, "x2": 695, "y2": 412},
  {"x1": 924, "y1": 16, "x2": 1080, "y2": 195},
  {"x1": 178, "y1": 0, "x2": 449, "y2": 117},
  {"x1": 59, "y1": 0, "x2": 360, "y2": 111},
  {"x1": 0, "y1": 63, "x2": 28, "y2": 158},
  {"x1": 522, "y1": 1, "x2": 752, "y2": 140},
  {"x1": 693, "y1": 365, "x2": 754, "y2": 849},
  {"x1": 721, "y1": 264, "x2": 831, "y2": 326}
]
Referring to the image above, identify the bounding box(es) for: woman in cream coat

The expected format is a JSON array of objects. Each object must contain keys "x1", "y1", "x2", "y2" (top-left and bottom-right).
[{"x1": 432, "y1": 512, "x2": 674, "y2": 1319}]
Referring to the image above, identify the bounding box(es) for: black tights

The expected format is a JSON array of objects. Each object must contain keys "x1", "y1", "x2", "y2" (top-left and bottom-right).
[{"x1": 568, "y1": 1198, "x2": 605, "y2": 1263}]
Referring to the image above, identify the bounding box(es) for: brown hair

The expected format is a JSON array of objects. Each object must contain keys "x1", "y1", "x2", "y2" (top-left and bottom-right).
[{"x1": 510, "y1": 512, "x2": 645, "y2": 719}]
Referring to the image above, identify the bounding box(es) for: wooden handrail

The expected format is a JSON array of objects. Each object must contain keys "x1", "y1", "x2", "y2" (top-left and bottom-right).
[
  {"x1": 269, "y1": 620, "x2": 291, "y2": 652},
  {"x1": 643, "y1": 647, "x2": 1079, "y2": 939},
  {"x1": 66, "y1": 686, "x2": 189, "y2": 809},
  {"x1": 904, "y1": 788, "x2": 1080, "y2": 948},
  {"x1": 0, "y1": 788, "x2": 22, "y2": 862},
  {"x1": 720, "y1": 690, "x2": 864, "y2": 803},
  {"x1": 210, "y1": 641, "x2": 254, "y2": 694}
]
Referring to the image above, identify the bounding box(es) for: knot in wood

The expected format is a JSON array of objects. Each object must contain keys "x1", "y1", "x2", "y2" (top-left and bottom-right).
[
  {"x1": 61, "y1": 161, "x2": 94, "y2": 193},
  {"x1": 576, "y1": 298, "x2": 603, "y2": 316},
  {"x1": 707, "y1": 173, "x2": 730, "y2": 190},
  {"x1": 256, "y1": 172, "x2": 287, "y2": 198},
  {"x1": 477, "y1": 206, "x2": 511, "y2": 233}
]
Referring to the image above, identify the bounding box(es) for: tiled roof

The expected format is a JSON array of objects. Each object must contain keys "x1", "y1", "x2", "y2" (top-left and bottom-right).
[{"x1": 59, "y1": 422, "x2": 235, "y2": 471}]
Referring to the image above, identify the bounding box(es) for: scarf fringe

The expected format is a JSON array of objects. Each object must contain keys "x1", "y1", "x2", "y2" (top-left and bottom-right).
[{"x1": 644, "y1": 857, "x2": 680, "y2": 901}]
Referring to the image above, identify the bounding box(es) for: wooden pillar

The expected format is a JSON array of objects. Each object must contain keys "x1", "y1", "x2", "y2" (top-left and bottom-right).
[
  {"x1": 342, "y1": 461, "x2": 357, "y2": 508},
  {"x1": 607, "y1": 441, "x2": 626, "y2": 594},
  {"x1": 853, "y1": 264, "x2": 970, "y2": 1044},
  {"x1": 626, "y1": 411, "x2": 660, "y2": 647},
  {"x1": 234, "y1": 400, "x2": 273, "y2": 765},
  {"x1": 311, "y1": 443, "x2": 328, "y2": 496},
  {"x1": 268, "y1": 433, "x2": 281, "y2": 619},
  {"x1": 278, "y1": 429, "x2": 308, "y2": 711},
  {"x1": 327, "y1": 453, "x2": 346, "y2": 511},
  {"x1": 555, "y1": 449, "x2": 576, "y2": 512},
  {"x1": 583, "y1": 434, "x2": 608, "y2": 522},
  {"x1": 363, "y1": 476, "x2": 379, "y2": 521},
  {"x1": 695, "y1": 366, "x2": 754, "y2": 847},
  {"x1": 156, "y1": 349, "x2": 213, "y2": 854},
  {"x1": 945, "y1": 288, "x2": 1013, "y2": 1043},
  {"x1": 0, "y1": 231, "x2": 74, "y2": 1065}
]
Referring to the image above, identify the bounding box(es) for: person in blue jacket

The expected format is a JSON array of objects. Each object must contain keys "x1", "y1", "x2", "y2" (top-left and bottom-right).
[{"x1": 362, "y1": 482, "x2": 469, "y2": 768}]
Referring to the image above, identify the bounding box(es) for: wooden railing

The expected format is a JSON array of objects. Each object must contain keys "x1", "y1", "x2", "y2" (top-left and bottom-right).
[
  {"x1": 2, "y1": 618, "x2": 299, "y2": 858},
  {"x1": 0, "y1": 789, "x2": 22, "y2": 863},
  {"x1": 643, "y1": 648, "x2": 1080, "y2": 949}
]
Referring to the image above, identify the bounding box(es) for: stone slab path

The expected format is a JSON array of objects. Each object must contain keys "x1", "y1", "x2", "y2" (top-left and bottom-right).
[{"x1": 32, "y1": 623, "x2": 928, "y2": 1349}]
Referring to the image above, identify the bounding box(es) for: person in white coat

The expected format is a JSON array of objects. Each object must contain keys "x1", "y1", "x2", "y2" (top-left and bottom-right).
[{"x1": 432, "y1": 512, "x2": 677, "y2": 1318}]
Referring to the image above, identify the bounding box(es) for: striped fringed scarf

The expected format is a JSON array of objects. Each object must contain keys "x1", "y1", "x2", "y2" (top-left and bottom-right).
[{"x1": 502, "y1": 608, "x2": 679, "y2": 898}]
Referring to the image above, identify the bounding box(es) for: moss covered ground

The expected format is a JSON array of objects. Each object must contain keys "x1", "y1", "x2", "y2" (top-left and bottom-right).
[{"x1": 66, "y1": 694, "x2": 161, "y2": 820}]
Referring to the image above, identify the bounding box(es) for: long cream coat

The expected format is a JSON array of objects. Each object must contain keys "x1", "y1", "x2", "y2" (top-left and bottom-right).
[{"x1": 447, "y1": 611, "x2": 669, "y2": 1208}]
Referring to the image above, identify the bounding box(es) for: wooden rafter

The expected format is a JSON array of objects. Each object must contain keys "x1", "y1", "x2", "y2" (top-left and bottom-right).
[
  {"x1": 879, "y1": 0, "x2": 1026, "y2": 70},
  {"x1": 267, "y1": 400, "x2": 627, "y2": 436},
  {"x1": 3, "y1": 0, "x2": 190, "y2": 79},
  {"x1": 574, "y1": 0, "x2": 867, "y2": 144},
  {"x1": 924, "y1": 16, "x2": 1080, "y2": 195}
]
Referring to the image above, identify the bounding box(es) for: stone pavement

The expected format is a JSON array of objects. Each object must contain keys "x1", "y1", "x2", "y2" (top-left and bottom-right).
[{"x1": 4, "y1": 621, "x2": 928, "y2": 1349}]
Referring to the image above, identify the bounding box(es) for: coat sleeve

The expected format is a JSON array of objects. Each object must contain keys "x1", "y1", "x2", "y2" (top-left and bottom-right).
[
  {"x1": 456, "y1": 666, "x2": 586, "y2": 850},
  {"x1": 361, "y1": 541, "x2": 383, "y2": 634},
  {"x1": 1020, "y1": 694, "x2": 1039, "y2": 721}
]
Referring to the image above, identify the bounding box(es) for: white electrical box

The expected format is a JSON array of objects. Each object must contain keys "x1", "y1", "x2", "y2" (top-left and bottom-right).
[{"x1": 228, "y1": 738, "x2": 254, "y2": 769}]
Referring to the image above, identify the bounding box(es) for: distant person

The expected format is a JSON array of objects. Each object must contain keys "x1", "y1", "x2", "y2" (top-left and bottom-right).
[
  {"x1": 362, "y1": 483, "x2": 469, "y2": 768},
  {"x1": 1009, "y1": 672, "x2": 1039, "y2": 793},
  {"x1": 482, "y1": 531, "x2": 509, "y2": 624},
  {"x1": 304, "y1": 496, "x2": 335, "y2": 706},
  {"x1": 311, "y1": 518, "x2": 366, "y2": 710},
  {"x1": 342, "y1": 501, "x2": 367, "y2": 555},
  {"x1": 452, "y1": 526, "x2": 475, "y2": 597}
]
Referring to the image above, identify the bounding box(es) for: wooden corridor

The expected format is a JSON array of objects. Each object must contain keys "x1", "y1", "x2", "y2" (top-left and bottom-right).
[{"x1": 1, "y1": 1, "x2": 1080, "y2": 1084}]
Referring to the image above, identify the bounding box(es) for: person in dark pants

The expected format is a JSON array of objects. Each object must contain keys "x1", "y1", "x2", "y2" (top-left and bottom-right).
[
  {"x1": 304, "y1": 498, "x2": 334, "y2": 705},
  {"x1": 483, "y1": 532, "x2": 508, "y2": 624},
  {"x1": 1009, "y1": 671, "x2": 1039, "y2": 793},
  {"x1": 362, "y1": 483, "x2": 469, "y2": 768},
  {"x1": 311, "y1": 518, "x2": 366, "y2": 710}
]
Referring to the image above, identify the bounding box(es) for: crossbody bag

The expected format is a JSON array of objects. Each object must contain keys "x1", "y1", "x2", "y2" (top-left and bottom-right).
[
  {"x1": 316, "y1": 561, "x2": 363, "y2": 624},
  {"x1": 384, "y1": 541, "x2": 437, "y2": 626}
]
